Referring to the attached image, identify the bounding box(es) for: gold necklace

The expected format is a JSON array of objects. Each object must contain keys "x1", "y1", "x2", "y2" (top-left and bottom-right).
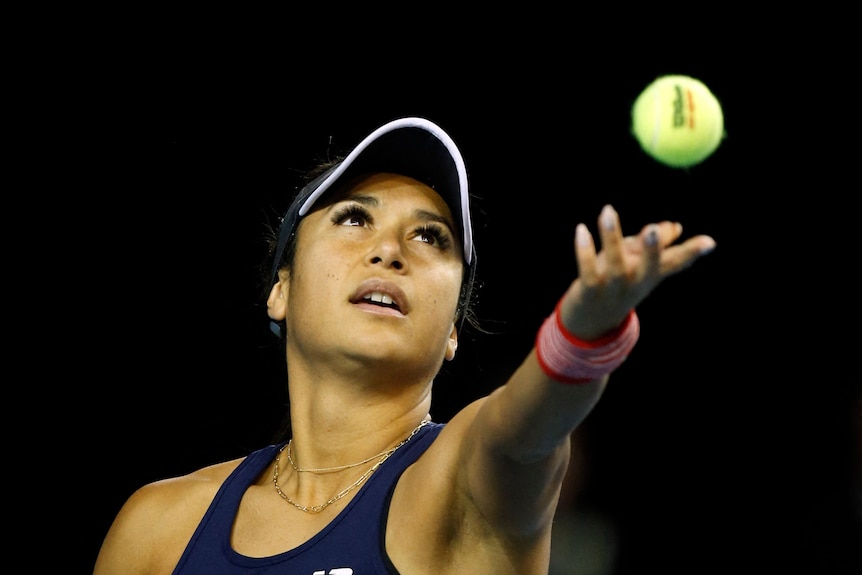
[
  {"x1": 287, "y1": 441, "x2": 397, "y2": 474},
  {"x1": 272, "y1": 420, "x2": 429, "y2": 514}
]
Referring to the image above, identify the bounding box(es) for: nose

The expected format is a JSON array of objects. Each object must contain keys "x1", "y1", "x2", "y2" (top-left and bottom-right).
[{"x1": 367, "y1": 232, "x2": 405, "y2": 271}]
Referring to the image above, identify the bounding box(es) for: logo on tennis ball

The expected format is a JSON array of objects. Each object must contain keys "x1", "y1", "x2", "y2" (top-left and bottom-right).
[{"x1": 672, "y1": 84, "x2": 688, "y2": 128}]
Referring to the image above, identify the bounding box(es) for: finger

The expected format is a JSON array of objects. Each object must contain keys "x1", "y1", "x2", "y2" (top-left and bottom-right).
[
  {"x1": 640, "y1": 224, "x2": 663, "y2": 279},
  {"x1": 574, "y1": 222, "x2": 598, "y2": 284},
  {"x1": 598, "y1": 204, "x2": 626, "y2": 275},
  {"x1": 658, "y1": 235, "x2": 717, "y2": 276},
  {"x1": 655, "y1": 221, "x2": 684, "y2": 248},
  {"x1": 624, "y1": 221, "x2": 683, "y2": 258}
]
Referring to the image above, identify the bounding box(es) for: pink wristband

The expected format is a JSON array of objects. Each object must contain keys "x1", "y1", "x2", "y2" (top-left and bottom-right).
[{"x1": 535, "y1": 301, "x2": 640, "y2": 384}]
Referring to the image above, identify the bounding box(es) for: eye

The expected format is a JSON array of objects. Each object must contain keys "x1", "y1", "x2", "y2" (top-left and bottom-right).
[
  {"x1": 331, "y1": 204, "x2": 371, "y2": 227},
  {"x1": 413, "y1": 224, "x2": 452, "y2": 250}
]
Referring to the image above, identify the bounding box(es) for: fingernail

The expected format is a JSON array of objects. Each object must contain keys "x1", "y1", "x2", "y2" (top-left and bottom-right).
[
  {"x1": 576, "y1": 223, "x2": 590, "y2": 247},
  {"x1": 645, "y1": 224, "x2": 659, "y2": 246},
  {"x1": 600, "y1": 205, "x2": 616, "y2": 231}
]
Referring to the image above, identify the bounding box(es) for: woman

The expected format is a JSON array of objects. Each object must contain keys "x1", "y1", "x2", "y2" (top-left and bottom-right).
[{"x1": 94, "y1": 117, "x2": 716, "y2": 574}]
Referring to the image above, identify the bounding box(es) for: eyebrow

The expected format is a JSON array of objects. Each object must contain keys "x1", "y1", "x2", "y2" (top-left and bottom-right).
[
  {"x1": 339, "y1": 194, "x2": 379, "y2": 208},
  {"x1": 414, "y1": 208, "x2": 455, "y2": 234}
]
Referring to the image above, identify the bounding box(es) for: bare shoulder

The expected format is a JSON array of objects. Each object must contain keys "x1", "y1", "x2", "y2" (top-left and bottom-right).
[{"x1": 93, "y1": 457, "x2": 245, "y2": 575}]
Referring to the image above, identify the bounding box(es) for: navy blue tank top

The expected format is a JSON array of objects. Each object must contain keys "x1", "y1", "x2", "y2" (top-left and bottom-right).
[{"x1": 173, "y1": 422, "x2": 444, "y2": 574}]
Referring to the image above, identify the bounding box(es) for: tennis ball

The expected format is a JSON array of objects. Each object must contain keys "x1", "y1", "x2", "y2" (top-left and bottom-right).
[{"x1": 631, "y1": 75, "x2": 724, "y2": 168}]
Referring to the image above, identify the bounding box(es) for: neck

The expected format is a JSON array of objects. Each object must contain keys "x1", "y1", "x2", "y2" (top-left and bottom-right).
[
  {"x1": 288, "y1": 418, "x2": 431, "y2": 474},
  {"x1": 280, "y1": 346, "x2": 436, "y2": 467},
  {"x1": 286, "y1": 398, "x2": 433, "y2": 472}
]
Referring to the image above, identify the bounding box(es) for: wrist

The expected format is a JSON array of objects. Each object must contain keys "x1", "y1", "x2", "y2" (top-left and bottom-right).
[{"x1": 535, "y1": 301, "x2": 640, "y2": 384}]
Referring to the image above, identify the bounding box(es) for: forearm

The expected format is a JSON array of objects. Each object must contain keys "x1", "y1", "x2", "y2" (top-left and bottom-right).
[{"x1": 484, "y1": 349, "x2": 609, "y2": 462}]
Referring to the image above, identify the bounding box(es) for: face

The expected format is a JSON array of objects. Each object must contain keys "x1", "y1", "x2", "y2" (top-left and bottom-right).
[{"x1": 270, "y1": 173, "x2": 464, "y2": 377}]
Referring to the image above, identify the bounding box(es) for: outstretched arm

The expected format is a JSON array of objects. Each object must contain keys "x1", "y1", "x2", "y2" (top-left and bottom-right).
[{"x1": 460, "y1": 203, "x2": 716, "y2": 535}]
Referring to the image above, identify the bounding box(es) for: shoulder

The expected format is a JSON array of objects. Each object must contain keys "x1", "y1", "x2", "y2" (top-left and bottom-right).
[{"x1": 93, "y1": 457, "x2": 245, "y2": 575}]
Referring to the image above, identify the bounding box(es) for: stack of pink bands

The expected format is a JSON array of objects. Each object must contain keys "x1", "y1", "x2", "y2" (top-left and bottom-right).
[{"x1": 536, "y1": 302, "x2": 640, "y2": 384}]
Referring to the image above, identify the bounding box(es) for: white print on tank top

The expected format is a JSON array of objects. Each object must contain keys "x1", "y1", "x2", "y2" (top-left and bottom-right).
[{"x1": 313, "y1": 569, "x2": 353, "y2": 575}]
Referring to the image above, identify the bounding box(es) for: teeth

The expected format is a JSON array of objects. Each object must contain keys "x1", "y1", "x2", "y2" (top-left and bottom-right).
[{"x1": 365, "y1": 291, "x2": 394, "y2": 305}]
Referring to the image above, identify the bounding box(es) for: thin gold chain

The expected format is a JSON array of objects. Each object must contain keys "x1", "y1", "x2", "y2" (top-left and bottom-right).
[
  {"x1": 272, "y1": 420, "x2": 429, "y2": 514},
  {"x1": 287, "y1": 441, "x2": 397, "y2": 474}
]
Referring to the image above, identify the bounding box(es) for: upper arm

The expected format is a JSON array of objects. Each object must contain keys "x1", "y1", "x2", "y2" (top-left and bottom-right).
[
  {"x1": 456, "y1": 395, "x2": 570, "y2": 539},
  {"x1": 455, "y1": 351, "x2": 608, "y2": 536}
]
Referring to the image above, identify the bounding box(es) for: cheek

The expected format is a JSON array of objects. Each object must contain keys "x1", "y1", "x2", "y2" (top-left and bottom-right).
[
  {"x1": 293, "y1": 253, "x2": 345, "y2": 296},
  {"x1": 288, "y1": 245, "x2": 344, "y2": 308},
  {"x1": 422, "y1": 267, "x2": 463, "y2": 318}
]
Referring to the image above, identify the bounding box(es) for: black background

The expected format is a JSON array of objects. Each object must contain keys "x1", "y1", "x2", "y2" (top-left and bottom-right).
[{"x1": 51, "y1": 26, "x2": 860, "y2": 574}]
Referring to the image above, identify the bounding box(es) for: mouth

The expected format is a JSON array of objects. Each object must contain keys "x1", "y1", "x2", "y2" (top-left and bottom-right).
[
  {"x1": 363, "y1": 291, "x2": 402, "y2": 313},
  {"x1": 350, "y1": 280, "x2": 409, "y2": 316}
]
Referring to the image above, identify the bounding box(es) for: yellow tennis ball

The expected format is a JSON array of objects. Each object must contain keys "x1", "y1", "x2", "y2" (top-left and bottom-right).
[{"x1": 631, "y1": 75, "x2": 725, "y2": 168}]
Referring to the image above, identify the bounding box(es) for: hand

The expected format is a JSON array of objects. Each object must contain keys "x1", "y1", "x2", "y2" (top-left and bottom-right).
[{"x1": 559, "y1": 204, "x2": 716, "y2": 340}]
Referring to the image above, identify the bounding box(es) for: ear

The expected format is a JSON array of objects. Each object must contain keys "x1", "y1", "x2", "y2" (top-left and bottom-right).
[
  {"x1": 444, "y1": 324, "x2": 459, "y2": 361},
  {"x1": 266, "y1": 270, "x2": 289, "y2": 322}
]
